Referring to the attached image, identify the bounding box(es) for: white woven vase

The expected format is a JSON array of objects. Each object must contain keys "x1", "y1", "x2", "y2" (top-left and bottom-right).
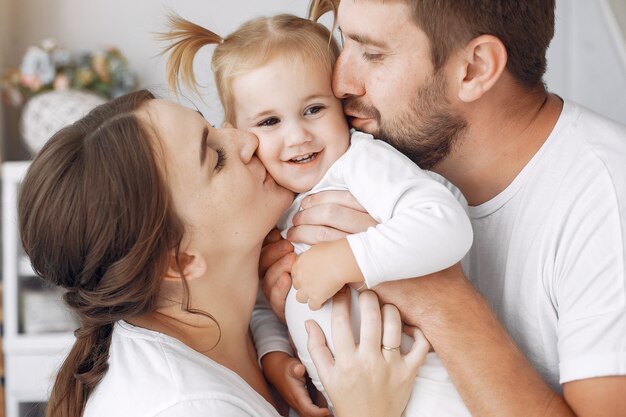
[{"x1": 20, "y1": 89, "x2": 106, "y2": 155}]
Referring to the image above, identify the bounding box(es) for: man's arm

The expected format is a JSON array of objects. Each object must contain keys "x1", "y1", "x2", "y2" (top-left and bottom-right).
[
  {"x1": 261, "y1": 191, "x2": 626, "y2": 417},
  {"x1": 375, "y1": 267, "x2": 626, "y2": 417},
  {"x1": 374, "y1": 265, "x2": 575, "y2": 417}
]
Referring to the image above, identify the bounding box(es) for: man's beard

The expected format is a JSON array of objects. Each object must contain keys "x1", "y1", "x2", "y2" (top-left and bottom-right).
[{"x1": 343, "y1": 72, "x2": 467, "y2": 170}]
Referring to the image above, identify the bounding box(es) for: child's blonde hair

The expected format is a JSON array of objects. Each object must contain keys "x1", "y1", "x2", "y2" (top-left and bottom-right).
[{"x1": 161, "y1": 0, "x2": 340, "y2": 124}]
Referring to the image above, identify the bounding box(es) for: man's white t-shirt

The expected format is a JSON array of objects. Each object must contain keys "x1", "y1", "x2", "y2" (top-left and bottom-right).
[{"x1": 463, "y1": 100, "x2": 626, "y2": 390}]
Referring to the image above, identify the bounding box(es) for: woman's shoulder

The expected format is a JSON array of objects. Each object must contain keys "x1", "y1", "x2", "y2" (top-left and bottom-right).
[{"x1": 84, "y1": 321, "x2": 280, "y2": 417}]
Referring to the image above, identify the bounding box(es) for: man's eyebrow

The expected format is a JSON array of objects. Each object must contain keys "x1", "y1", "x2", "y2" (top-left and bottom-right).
[
  {"x1": 338, "y1": 26, "x2": 387, "y2": 49},
  {"x1": 199, "y1": 126, "x2": 209, "y2": 166}
]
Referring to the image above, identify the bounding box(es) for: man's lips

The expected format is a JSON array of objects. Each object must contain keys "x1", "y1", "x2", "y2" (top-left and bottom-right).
[{"x1": 347, "y1": 114, "x2": 374, "y2": 128}]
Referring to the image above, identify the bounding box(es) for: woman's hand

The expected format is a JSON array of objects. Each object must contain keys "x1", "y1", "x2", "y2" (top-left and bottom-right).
[{"x1": 307, "y1": 287, "x2": 430, "y2": 417}]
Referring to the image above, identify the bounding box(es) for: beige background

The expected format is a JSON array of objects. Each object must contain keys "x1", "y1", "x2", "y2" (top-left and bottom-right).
[{"x1": 0, "y1": 0, "x2": 625, "y2": 146}]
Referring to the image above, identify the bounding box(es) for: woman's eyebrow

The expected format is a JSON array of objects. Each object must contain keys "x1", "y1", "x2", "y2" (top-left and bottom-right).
[{"x1": 199, "y1": 126, "x2": 209, "y2": 166}]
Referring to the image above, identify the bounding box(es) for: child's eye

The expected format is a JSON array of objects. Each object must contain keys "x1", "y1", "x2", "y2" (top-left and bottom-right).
[
  {"x1": 258, "y1": 117, "x2": 280, "y2": 127},
  {"x1": 214, "y1": 147, "x2": 226, "y2": 172},
  {"x1": 304, "y1": 105, "x2": 325, "y2": 116}
]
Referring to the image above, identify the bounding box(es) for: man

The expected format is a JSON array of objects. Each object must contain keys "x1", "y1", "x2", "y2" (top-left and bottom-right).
[{"x1": 261, "y1": 1, "x2": 626, "y2": 416}]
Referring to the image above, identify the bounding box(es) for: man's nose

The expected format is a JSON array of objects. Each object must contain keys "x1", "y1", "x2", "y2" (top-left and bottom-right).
[{"x1": 332, "y1": 47, "x2": 365, "y2": 99}]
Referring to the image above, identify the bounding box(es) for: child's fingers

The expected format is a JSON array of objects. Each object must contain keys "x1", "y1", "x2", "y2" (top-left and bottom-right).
[
  {"x1": 287, "y1": 360, "x2": 307, "y2": 380},
  {"x1": 292, "y1": 362, "x2": 307, "y2": 378},
  {"x1": 403, "y1": 326, "x2": 431, "y2": 370},
  {"x1": 296, "y1": 288, "x2": 309, "y2": 304},
  {"x1": 295, "y1": 396, "x2": 331, "y2": 417},
  {"x1": 287, "y1": 374, "x2": 331, "y2": 417},
  {"x1": 297, "y1": 401, "x2": 331, "y2": 417},
  {"x1": 308, "y1": 298, "x2": 324, "y2": 311}
]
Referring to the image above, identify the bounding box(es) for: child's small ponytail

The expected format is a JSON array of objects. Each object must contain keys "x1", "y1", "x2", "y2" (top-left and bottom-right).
[
  {"x1": 159, "y1": 15, "x2": 224, "y2": 96},
  {"x1": 308, "y1": 0, "x2": 339, "y2": 24}
]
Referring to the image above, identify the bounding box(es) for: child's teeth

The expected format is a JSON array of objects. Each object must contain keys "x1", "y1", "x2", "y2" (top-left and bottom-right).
[{"x1": 291, "y1": 153, "x2": 317, "y2": 163}]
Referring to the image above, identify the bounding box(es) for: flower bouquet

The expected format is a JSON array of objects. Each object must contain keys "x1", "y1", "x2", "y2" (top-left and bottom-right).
[
  {"x1": 1, "y1": 40, "x2": 139, "y2": 156},
  {"x1": 1, "y1": 39, "x2": 138, "y2": 107}
]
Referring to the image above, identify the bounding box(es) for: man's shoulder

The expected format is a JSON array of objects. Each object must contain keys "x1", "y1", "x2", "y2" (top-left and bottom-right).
[
  {"x1": 560, "y1": 100, "x2": 626, "y2": 150},
  {"x1": 546, "y1": 100, "x2": 626, "y2": 184}
]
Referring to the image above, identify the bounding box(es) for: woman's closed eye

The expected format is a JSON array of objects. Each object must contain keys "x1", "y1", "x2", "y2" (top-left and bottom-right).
[
  {"x1": 257, "y1": 116, "x2": 280, "y2": 127},
  {"x1": 214, "y1": 147, "x2": 226, "y2": 172}
]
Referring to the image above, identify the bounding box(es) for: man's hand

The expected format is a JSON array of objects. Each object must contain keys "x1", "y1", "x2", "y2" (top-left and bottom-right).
[
  {"x1": 261, "y1": 351, "x2": 331, "y2": 417},
  {"x1": 260, "y1": 229, "x2": 295, "y2": 322},
  {"x1": 287, "y1": 190, "x2": 377, "y2": 245},
  {"x1": 292, "y1": 238, "x2": 365, "y2": 310},
  {"x1": 260, "y1": 192, "x2": 375, "y2": 320}
]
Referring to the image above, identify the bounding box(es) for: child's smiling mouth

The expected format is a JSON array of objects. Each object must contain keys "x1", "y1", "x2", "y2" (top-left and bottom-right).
[{"x1": 289, "y1": 152, "x2": 319, "y2": 164}]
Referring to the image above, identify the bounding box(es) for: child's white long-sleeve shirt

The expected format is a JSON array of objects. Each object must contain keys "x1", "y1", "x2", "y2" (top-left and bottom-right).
[
  {"x1": 279, "y1": 130, "x2": 473, "y2": 288},
  {"x1": 252, "y1": 131, "x2": 473, "y2": 417}
]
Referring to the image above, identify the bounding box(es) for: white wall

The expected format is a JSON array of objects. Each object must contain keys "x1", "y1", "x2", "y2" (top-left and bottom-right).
[
  {"x1": 546, "y1": 0, "x2": 626, "y2": 124},
  {"x1": 2, "y1": 0, "x2": 626, "y2": 125}
]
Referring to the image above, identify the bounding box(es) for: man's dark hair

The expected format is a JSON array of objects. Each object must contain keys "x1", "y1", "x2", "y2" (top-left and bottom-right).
[{"x1": 411, "y1": 0, "x2": 556, "y2": 89}]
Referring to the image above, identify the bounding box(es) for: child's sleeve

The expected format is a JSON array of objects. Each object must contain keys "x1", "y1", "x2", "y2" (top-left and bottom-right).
[
  {"x1": 250, "y1": 288, "x2": 293, "y2": 365},
  {"x1": 342, "y1": 135, "x2": 473, "y2": 289}
]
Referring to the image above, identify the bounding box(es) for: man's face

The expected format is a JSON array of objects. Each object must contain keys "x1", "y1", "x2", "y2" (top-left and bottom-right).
[{"x1": 333, "y1": 0, "x2": 466, "y2": 169}]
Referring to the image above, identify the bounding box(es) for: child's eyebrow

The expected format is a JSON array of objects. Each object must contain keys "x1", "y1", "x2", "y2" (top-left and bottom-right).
[
  {"x1": 247, "y1": 109, "x2": 275, "y2": 121},
  {"x1": 302, "y1": 93, "x2": 335, "y2": 101}
]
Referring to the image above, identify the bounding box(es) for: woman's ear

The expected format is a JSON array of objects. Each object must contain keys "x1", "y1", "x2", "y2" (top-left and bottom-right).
[
  {"x1": 164, "y1": 250, "x2": 208, "y2": 281},
  {"x1": 454, "y1": 34, "x2": 507, "y2": 103}
]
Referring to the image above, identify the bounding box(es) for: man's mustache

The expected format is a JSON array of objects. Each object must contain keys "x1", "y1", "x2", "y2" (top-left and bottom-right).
[{"x1": 342, "y1": 98, "x2": 380, "y2": 120}]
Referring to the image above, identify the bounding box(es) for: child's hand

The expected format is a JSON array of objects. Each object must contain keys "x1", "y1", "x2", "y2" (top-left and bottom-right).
[
  {"x1": 261, "y1": 351, "x2": 330, "y2": 417},
  {"x1": 291, "y1": 238, "x2": 364, "y2": 311}
]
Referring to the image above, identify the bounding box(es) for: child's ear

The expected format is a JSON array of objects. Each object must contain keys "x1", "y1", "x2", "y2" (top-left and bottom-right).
[{"x1": 164, "y1": 250, "x2": 207, "y2": 281}]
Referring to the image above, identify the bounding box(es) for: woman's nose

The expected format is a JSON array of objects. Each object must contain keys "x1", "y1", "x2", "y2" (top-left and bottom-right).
[
  {"x1": 236, "y1": 130, "x2": 259, "y2": 163},
  {"x1": 332, "y1": 47, "x2": 365, "y2": 99}
]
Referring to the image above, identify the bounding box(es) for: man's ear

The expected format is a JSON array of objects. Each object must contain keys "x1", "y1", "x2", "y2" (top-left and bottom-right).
[
  {"x1": 164, "y1": 250, "x2": 208, "y2": 281},
  {"x1": 454, "y1": 34, "x2": 507, "y2": 102}
]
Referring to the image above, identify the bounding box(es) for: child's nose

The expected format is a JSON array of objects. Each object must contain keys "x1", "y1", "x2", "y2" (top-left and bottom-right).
[{"x1": 285, "y1": 123, "x2": 312, "y2": 147}]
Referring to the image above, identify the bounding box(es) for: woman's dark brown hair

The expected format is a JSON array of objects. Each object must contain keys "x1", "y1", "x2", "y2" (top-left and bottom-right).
[{"x1": 18, "y1": 89, "x2": 185, "y2": 417}]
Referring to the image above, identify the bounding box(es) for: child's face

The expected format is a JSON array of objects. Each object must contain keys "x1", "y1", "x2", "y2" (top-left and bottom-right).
[{"x1": 232, "y1": 57, "x2": 350, "y2": 193}]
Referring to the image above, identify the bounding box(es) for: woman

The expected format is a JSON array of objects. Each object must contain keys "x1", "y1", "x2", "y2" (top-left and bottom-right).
[{"x1": 19, "y1": 90, "x2": 429, "y2": 417}]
